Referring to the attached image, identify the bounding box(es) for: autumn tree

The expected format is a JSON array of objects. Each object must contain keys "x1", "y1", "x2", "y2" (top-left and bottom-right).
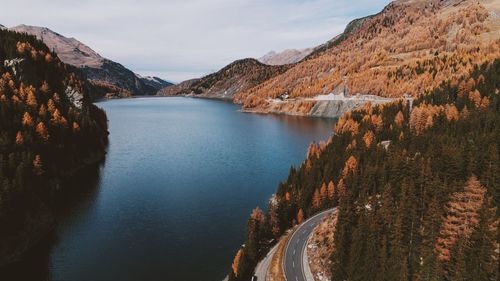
[
  {"x1": 72, "y1": 122, "x2": 80, "y2": 133},
  {"x1": 26, "y1": 89, "x2": 37, "y2": 108},
  {"x1": 51, "y1": 109, "x2": 68, "y2": 127},
  {"x1": 363, "y1": 130, "x2": 375, "y2": 148},
  {"x1": 15, "y1": 131, "x2": 23, "y2": 145},
  {"x1": 297, "y1": 208, "x2": 304, "y2": 224},
  {"x1": 36, "y1": 121, "x2": 49, "y2": 142},
  {"x1": 22, "y1": 112, "x2": 33, "y2": 127},
  {"x1": 327, "y1": 181, "x2": 335, "y2": 198},
  {"x1": 394, "y1": 110, "x2": 404, "y2": 126},
  {"x1": 342, "y1": 156, "x2": 358, "y2": 177},
  {"x1": 39, "y1": 104, "x2": 47, "y2": 118},
  {"x1": 313, "y1": 188, "x2": 321, "y2": 208},
  {"x1": 435, "y1": 176, "x2": 486, "y2": 262},
  {"x1": 231, "y1": 249, "x2": 243, "y2": 278},
  {"x1": 445, "y1": 104, "x2": 459, "y2": 122}
]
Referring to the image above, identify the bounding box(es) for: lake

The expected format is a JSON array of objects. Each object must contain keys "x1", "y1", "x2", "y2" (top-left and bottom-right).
[{"x1": 5, "y1": 97, "x2": 334, "y2": 281}]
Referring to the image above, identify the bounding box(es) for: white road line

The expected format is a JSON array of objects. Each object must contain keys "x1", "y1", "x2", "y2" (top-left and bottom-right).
[
  {"x1": 293, "y1": 249, "x2": 296, "y2": 255},
  {"x1": 293, "y1": 261, "x2": 295, "y2": 268}
]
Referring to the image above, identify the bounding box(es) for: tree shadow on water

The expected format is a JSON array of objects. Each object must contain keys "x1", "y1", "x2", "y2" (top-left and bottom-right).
[{"x1": 0, "y1": 160, "x2": 105, "y2": 281}]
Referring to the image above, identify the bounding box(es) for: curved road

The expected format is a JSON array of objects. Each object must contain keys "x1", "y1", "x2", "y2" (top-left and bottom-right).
[{"x1": 283, "y1": 208, "x2": 336, "y2": 281}]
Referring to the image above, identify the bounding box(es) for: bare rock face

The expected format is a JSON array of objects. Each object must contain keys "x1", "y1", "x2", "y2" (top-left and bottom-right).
[
  {"x1": 3, "y1": 58, "x2": 25, "y2": 78},
  {"x1": 9, "y1": 25, "x2": 172, "y2": 96},
  {"x1": 258, "y1": 48, "x2": 313, "y2": 65},
  {"x1": 10, "y1": 24, "x2": 103, "y2": 68},
  {"x1": 65, "y1": 86, "x2": 84, "y2": 109}
]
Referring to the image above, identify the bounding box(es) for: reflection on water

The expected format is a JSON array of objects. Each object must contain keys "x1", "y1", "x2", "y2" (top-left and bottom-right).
[{"x1": 0, "y1": 162, "x2": 104, "y2": 281}]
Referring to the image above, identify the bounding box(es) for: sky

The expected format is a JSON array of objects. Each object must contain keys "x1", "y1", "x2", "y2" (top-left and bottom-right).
[{"x1": 2, "y1": 0, "x2": 391, "y2": 82}]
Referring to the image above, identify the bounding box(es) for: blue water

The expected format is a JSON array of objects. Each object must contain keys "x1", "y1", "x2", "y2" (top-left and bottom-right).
[{"x1": 21, "y1": 97, "x2": 334, "y2": 281}]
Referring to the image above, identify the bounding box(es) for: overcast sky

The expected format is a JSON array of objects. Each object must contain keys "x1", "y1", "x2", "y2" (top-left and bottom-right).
[{"x1": 2, "y1": 0, "x2": 391, "y2": 82}]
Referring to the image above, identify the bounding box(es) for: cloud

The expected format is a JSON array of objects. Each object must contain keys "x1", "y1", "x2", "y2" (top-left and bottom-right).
[{"x1": 2, "y1": 0, "x2": 391, "y2": 82}]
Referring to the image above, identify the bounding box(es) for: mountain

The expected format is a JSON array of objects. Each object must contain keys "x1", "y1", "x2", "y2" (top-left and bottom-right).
[
  {"x1": 258, "y1": 14, "x2": 376, "y2": 67},
  {"x1": 258, "y1": 48, "x2": 313, "y2": 65},
  {"x1": 230, "y1": 57, "x2": 500, "y2": 281},
  {"x1": 303, "y1": 14, "x2": 376, "y2": 60},
  {"x1": 136, "y1": 74, "x2": 172, "y2": 91},
  {"x1": 0, "y1": 28, "x2": 108, "y2": 265},
  {"x1": 157, "y1": 58, "x2": 289, "y2": 99},
  {"x1": 9, "y1": 25, "x2": 172, "y2": 98},
  {"x1": 235, "y1": 0, "x2": 500, "y2": 115},
  {"x1": 228, "y1": 1, "x2": 500, "y2": 278}
]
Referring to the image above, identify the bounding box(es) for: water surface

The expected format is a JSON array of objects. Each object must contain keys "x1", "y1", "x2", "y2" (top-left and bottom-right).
[{"x1": 10, "y1": 97, "x2": 334, "y2": 281}]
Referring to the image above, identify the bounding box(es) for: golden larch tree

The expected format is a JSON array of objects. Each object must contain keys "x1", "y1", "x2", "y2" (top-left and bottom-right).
[
  {"x1": 363, "y1": 130, "x2": 376, "y2": 148},
  {"x1": 22, "y1": 112, "x2": 33, "y2": 127},
  {"x1": 26, "y1": 90, "x2": 37, "y2": 108},
  {"x1": 342, "y1": 156, "x2": 358, "y2": 178},
  {"x1": 72, "y1": 122, "x2": 80, "y2": 133},
  {"x1": 39, "y1": 104, "x2": 47, "y2": 118},
  {"x1": 297, "y1": 208, "x2": 304, "y2": 224},
  {"x1": 327, "y1": 181, "x2": 335, "y2": 198},
  {"x1": 394, "y1": 110, "x2": 404, "y2": 126},
  {"x1": 435, "y1": 176, "x2": 487, "y2": 262},
  {"x1": 51, "y1": 109, "x2": 68, "y2": 127},
  {"x1": 15, "y1": 131, "x2": 23, "y2": 145},
  {"x1": 445, "y1": 104, "x2": 459, "y2": 122},
  {"x1": 312, "y1": 189, "x2": 321, "y2": 208},
  {"x1": 231, "y1": 249, "x2": 243, "y2": 277},
  {"x1": 36, "y1": 122, "x2": 49, "y2": 142}
]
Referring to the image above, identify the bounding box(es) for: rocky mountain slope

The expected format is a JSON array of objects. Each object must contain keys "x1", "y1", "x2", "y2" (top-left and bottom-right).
[
  {"x1": 9, "y1": 25, "x2": 172, "y2": 98},
  {"x1": 236, "y1": 0, "x2": 500, "y2": 115},
  {"x1": 157, "y1": 58, "x2": 289, "y2": 99},
  {"x1": 258, "y1": 48, "x2": 313, "y2": 65}
]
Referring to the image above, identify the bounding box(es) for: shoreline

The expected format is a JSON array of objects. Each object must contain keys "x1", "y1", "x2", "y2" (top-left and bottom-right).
[{"x1": 0, "y1": 150, "x2": 107, "y2": 268}]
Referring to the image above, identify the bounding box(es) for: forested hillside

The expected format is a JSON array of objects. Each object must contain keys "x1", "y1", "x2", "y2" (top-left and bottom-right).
[
  {"x1": 229, "y1": 59, "x2": 499, "y2": 281},
  {"x1": 236, "y1": 0, "x2": 500, "y2": 114},
  {"x1": 0, "y1": 29, "x2": 108, "y2": 265},
  {"x1": 157, "y1": 59, "x2": 289, "y2": 99}
]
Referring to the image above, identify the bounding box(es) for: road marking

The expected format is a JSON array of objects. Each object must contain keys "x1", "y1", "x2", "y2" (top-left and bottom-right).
[
  {"x1": 283, "y1": 208, "x2": 337, "y2": 281},
  {"x1": 293, "y1": 249, "x2": 296, "y2": 255}
]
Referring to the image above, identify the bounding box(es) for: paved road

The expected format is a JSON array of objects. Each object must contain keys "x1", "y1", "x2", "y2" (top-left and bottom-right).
[
  {"x1": 254, "y1": 242, "x2": 279, "y2": 281},
  {"x1": 283, "y1": 208, "x2": 336, "y2": 281}
]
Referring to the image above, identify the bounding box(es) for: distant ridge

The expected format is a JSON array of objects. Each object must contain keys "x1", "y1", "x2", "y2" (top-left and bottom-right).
[
  {"x1": 9, "y1": 24, "x2": 172, "y2": 98},
  {"x1": 158, "y1": 58, "x2": 289, "y2": 99}
]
